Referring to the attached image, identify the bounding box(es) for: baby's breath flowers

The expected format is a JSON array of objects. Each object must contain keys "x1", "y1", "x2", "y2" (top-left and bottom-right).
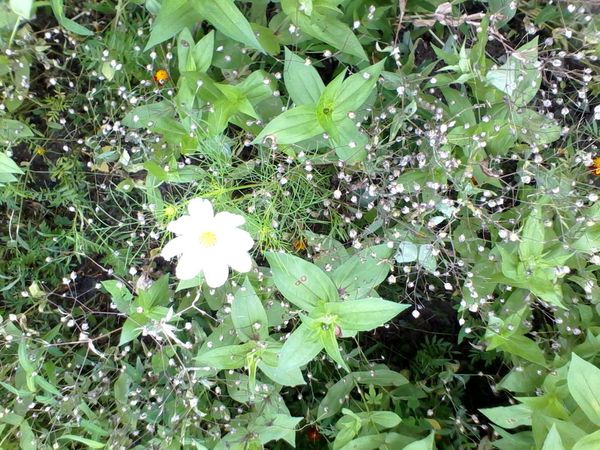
[{"x1": 161, "y1": 198, "x2": 254, "y2": 288}]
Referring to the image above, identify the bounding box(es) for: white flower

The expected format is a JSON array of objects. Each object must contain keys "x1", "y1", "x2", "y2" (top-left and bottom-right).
[{"x1": 161, "y1": 198, "x2": 254, "y2": 288}]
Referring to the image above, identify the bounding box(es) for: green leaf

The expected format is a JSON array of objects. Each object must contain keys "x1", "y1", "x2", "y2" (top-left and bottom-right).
[
  {"x1": 441, "y1": 87, "x2": 476, "y2": 125},
  {"x1": 573, "y1": 429, "x2": 600, "y2": 450},
  {"x1": 254, "y1": 414, "x2": 303, "y2": 447},
  {"x1": 395, "y1": 242, "x2": 419, "y2": 264},
  {"x1": 325, "y1": 298, "x2": 408, "y2": 334},
  {"x1": 196, "y1": 343, "x2": 254, "y2": 370},
  {"x1": 496, "y1": 333, "x2": 547, "y2": 366},
  {"x1": 253, "y1": 104, "x2": 323, "y2": 145},
  {"x1": 284, "y1": 47, "x2": 324, "y2": 105},
  {"x1": 321, "y1": 326, "x2": 349, "y2": 371},
  {"x1": 402, "y1": 432, "x2": 435, "y2": 450},
  {"x1": 0, "y1": 119, "x2": 34, "y2": 142},
  {"x1": 512, "y1": 109, "x2": 561, "y2": 145},
  {"x1": 18, "y1": 339, "x2": 35, "y2": 373},
  {"x1": 194, "y1": 0, "x2": 264, "y2": 53},
  {"x1": 480, "y1": 404, "x2": 532, "y2": 429},
  {"x1": 258, "y1": 361, "x2": 305, "y2": 386},
  {"x1": 123, "y1": 101, "x2": 176, "y2": 129},
  {"x1": 10, "y1": 0, "x2": 33, "y2": 19},
  {"x1": 332, "y1": 245, "x2": 393, "y2": 298},
  {"x1": 34, "y1": 375, "x2": 60, "y2": 396},
  {"x1": 145, "y1": 0, "x2": 201, "y2": 51},
  {"x1": 231, "y1": 279, "x2": 268, "y2": 342},
  {"x1": 101, "y1": 280, "x2": 133, "y2": 314},
  {"x1": 330, "y1": 117, "x2": 368, "y2": 163},
  {"x1": 19, "y1": 420, "x2": 36, "y2": 450},
  {"x1": 542, "y1": 425, "x2": 565, "y2": 450},
  {"x1": 486, "y1": 38, "x2": 541, "y2": 107},
  {"x1": 193, "y1": 31, "x2": 214, "y2": 72},
  {"x1": 113, "y1": 371, "x2": 130, "y2": 405},
  {"x1": 297, "y1": 12, "x2": 367, "y2": 61},
  {"x1": 568, "y1": 353, "x2": 600, "y2": 426},
  {"x1": 278, "y1": 321, "x2": 323, "y2": 369},
  {"x1": 519, "y1": 207, "x2": 544, "y2": 260},
  {"x1": 58, "y1": 435, "x2": 106, "y2": 449},
  {"x1": 51, "y1": 0, "x2": 94, "y2": 36},
  {"x1": 0, "y1": 152, "x2": 23, "y2": 181},
  {"x1": 265, "y1": 251, "x2": 339, "y2": 311},
  {"x1": 119, "y1": 317, "x2": 143, "y2": 346},
  {"x1": 333, "y1": 60, "x2": 384, "y2": 118}
]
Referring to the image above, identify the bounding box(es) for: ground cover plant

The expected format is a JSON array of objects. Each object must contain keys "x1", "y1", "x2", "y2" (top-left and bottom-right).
[{"x1": 1, "y1": 0, "x2": 600, "y2": 448}]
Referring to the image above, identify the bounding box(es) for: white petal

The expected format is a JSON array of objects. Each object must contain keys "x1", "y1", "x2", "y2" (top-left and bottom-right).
[
  {"x1": 222, "y1": 228, "x2": 254, "y2": 252},
  {"x1": 175, "y1": 253, "x2": 202, "y2": 280},
  {"x1": 188, "y1": 198, "x2": 214, "y2": 221},
  {"x1": 161, "y1": 236, "x2": 188, "y2": 260},
  {"x1": 228, "y1": 251, "x2": 253, "y2": 273},
  {"x1": 167, "y1": 215, "x2": 198, "y2": 236},
  {"x1": 203, "y1": 260, "x2": 229, "y2": 288},
  {"x1": 214, "y1": 211, "x2": 245, "y2": 228}
]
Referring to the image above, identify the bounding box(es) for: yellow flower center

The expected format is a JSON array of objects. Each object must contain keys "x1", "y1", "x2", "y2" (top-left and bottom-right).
[{"x1": 199, "y1": 231, "x2": 218, "y2": 247}]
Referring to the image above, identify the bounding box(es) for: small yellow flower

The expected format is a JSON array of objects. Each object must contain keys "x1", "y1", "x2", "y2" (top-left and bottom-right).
[
  {"x1": 592, "y1": 157, "x2": 600, "y2": 176},
  {"x1": 34, "y1": 146, "x2": 46, "y2": 156},
  {"x1": 153, "y1": 69, "x2": 169, "y2": 86}
]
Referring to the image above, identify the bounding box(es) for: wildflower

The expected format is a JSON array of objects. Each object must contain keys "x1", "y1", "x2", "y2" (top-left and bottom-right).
[
  {"x1": 292, "y1": 239, "x2": 306, "y2": 252},
  {"x1": 592, "y1": 157, "x2": 600, "y2": 176},
  {"x1": 153, "y1": 69, "x2": 169, "y2": 86},
  {"x1": 161, "y1": 198, "x2": 254, "y2": 287}
]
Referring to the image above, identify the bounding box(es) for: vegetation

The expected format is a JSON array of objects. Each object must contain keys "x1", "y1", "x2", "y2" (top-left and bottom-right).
[{"x1": 1, "y1": 0, "x2": 599, "y2": 449}]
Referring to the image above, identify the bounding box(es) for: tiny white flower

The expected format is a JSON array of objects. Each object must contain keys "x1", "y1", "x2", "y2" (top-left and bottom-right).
[{"x1": 161, "y1": 198, "x2": 254, "y2": 288}]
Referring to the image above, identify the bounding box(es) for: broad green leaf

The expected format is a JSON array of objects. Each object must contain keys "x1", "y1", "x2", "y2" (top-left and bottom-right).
[
  {"x1": 568, "y1": 353, "x2": 600, "y2": 426},
  {"x1": 19, "y1": 421, "x2": 36, "y2": 450},
  {"x1": 254, "y1": 414, "x2": 303, "y2": 447},
  {"x1": 51, "y1": 0, "x2": 94, "y2": 36},
  {"x1": 113, "y1": 371, "x2": 130, "y2": 405},
  {"x1": 519, "y1": 207, "x2": 544, "y2": 260},
  {"x1": 258, "y1": 361, "x2": 305, "y2": 386},
  {"x1": 333, "y1": 60, "x2": 384, "y2": 118},
  {"x1": 339, "y1": 434, "x2": 387, "y2": 450},
  {"x1": 101, "y1": 280, "x2": 133, "y2": 314},
  {"x1": 58, "y1": 435, "x2": 106, "y2": 449},
  {"x1": 10, "y1": 0, "x2": 33, "y2": 19},
  {"x1": 278, "y1": 321, "x2": 323, "y2": 369},
  {"x1": 441, "y1": 87, "x2": 476, "y2": 125},
  {"x1": 0, "y1": 152, "x2": 23, "y2": 184},
  {"x1": 145, "y1": 0, "x2": 200, "y2": 50},
  {"x1": 495, "y1": 333, "x2": 547, "y2": 366},
  {"x1": 332, "y1": 245, "x2": 393, "y2": 299},
  {"x1": 0, "y1": 119, "x2": 34, "y2": 142},
  {"x1": 254, "y1": 104, "x2": 323, "y2": 145},
  {"x1": 297, "y1": 12, "x2": 367, "y2": 61},
  {"x1": 542, "y1": 425, "x2": 565, "y2": 450},
  {"x1": 265, "y1": 251, "x2": 338, "y2": 311},
  {"x1": 325, "y1": 298, "x2": 408, "y2": 334},
  {"x1": 480, "y1": 404, "x2": 532, "y2": 429},
  {"x1": 573, "y1": 429, "x2": 600, "y2": 450},
  {"x1": 194, "y1": 0, "x2": 264, "y2": 53},
  {"x1": 18, "y1": 339, "x2": 35, "y2": 373},
  {"x1": 368, "y1": 411, "x2": 402, "y2": 428},
  {"x1": 321, "y1": 326, "x2": 349, "y2": 371},
  {"x1": 512, "y1": 109, "x2": 561, "y2": 145},
  {"x1": 193, "y1": 31, "x2": 214, "y2": 72},
  {"x1": 231, "y1": 279, "x2": 268, "y2": 342},
  {"x1": 177, "y1": 28, "x2": 197, "y2": 72},
  {"x1": 123, "y1": 101, "x2": 175, "y2": 129},
  {"x1": 251, "y1": 23, "x2": 279, "y2": 55},
  {"x1": 119, "y1": 317, "x2": 143, "y2": 346},
  {"x1": 330, "y1": 117, "x2": 368, "y2": 163},
  {"x1": 196, "y1": 342, "x2": 255, "y2": 370},
  {"x1": 316, "y1": 70, "x2": 346, "y2": 136},
  {"x1": 284, "y1": 47, "x2": 325, "y2": 105},
  {"x1": 402, "y1": 432, "x2": 435, "y2": 450},
  {"x1": 395, "y1": 242, "x2": 419, "y2": 263},
  {"x1": 486, "y1": 38, "x2": 541, "y2": 107}
]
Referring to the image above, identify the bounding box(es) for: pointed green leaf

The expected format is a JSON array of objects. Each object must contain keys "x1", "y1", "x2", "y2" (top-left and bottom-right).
[
  {"x1": 265, "y1": 251, "x2": 339, "y2": 311},
  {"x1": 231, "y1": 279, "x2": 269, "y2": 342},
  {"x1": 279, "y1": 321, "x2": 323, "y2": 369},
  {"x1": 254, "y1": 104, "x2": 323, "y2": 145},
  {"x1": 284, "y1": 47, "x2": 325, "y2": 105},
  {"x1": 568, "y1": 353, "x2": 600, "y2": 426}
]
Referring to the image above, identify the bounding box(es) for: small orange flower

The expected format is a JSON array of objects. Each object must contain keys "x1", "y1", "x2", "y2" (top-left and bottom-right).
[
  {"x1": 153, "y1": 69, "x2": 169, "y2": 86},
  {"x1": 592, "y1": 157, "x2": 600, "y2": 176},
  {"x1": 292, "y1": 239, "x2": 306, "y2": 252}
]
